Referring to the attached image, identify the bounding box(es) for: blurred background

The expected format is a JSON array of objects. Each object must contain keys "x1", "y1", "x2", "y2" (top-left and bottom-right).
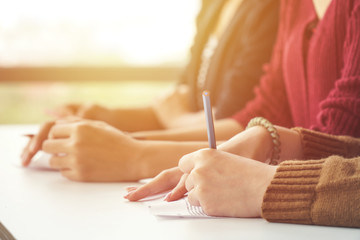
[{"x1": 0, "y1": 0, "x2": 200, "y2": 123}]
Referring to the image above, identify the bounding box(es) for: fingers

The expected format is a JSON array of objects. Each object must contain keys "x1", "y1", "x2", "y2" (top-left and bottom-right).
[
  {"x1": 22, "y1": 121, "x2": 55, "y2": 167},
  {"x1": 126, "y1": 186, "x2": 138, "y2": 192},
  {"x1": 178, "y1": 152, "x2": 196, "y2": 174},
  {"x1": 49, "y1": 155, "x2": 71, "y2": 170},
  {"x1": 43, "y1": 139, "x2": 70, "y2": 154},
  {"x1": 165, "y1": 173, "x2": 188, "y2": 202},
  {"x1": 48, "y1": 124, "x2": 73, "y2": 139},
  {"x1": 21, "y1": 135, "x2": 34, "y2": 164},
  {"x1": 187, "y1": 188, "x2": 200, "y2": 206},
  {"x1": 77, "y1": 104, "x2": 102, "y2": 119},
  {"x1": 47, "y1": 104, "x2": 80, "y2": 118},
  {"x1": 185, "y1": 173, "x2": 195, "y2": 192},
  {"x1": 59, "y1": 169, "x2": 78, "y2": 181},
  {"x1": 125, "y1": 167, "x2": 183, "y2": 201},
  {"x1": 55, "y1": 116, "x2": 82, "y2": 125}
]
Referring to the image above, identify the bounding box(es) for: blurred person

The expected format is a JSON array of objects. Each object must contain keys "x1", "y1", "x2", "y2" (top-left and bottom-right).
[
  {"x1": 123, "y1": 0, "x2": 360, "y2": 228},
  {"x1": 22, "y1": 0, "x2": 280, "y2": 168},
  {"x1": 48, "y1": 0, "x2": 279, "y2": 130},
  {"x1": 23, "y1": 0, "x2": 360, "y2": 183}
]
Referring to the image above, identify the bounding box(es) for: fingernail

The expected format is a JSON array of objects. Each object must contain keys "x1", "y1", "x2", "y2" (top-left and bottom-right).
[
  {"x1": 126, "y1": 186, "x2": 137, "y2": 192},
  {"x1": 123, "y1": 190, "x2": 135, "y2": 199},
  {"x1": 164, "y1": 192, "x2": 172, "y2": 202},
  {"x1": 22, "y1": 134, "x2": 35, "y2": 138}
]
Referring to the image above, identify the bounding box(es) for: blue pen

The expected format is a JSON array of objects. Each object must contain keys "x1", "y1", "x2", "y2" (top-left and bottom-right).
[{"x1": 202, "y1": 91, "x2": 217, "y2": 149}]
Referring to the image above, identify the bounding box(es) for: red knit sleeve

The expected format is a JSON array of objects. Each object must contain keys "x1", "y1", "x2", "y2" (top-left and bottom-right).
[
  {"x1": 231, "y1": 2, "x2": 293, "y2": 128},
  {"x1": 314, "y1": 2, "x2": 360, "y2": 137}
]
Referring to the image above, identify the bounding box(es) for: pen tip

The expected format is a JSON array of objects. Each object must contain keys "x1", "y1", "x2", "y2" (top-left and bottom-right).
[{"x1": 202, "y1": 90, "x2": 210, "y2": 96}]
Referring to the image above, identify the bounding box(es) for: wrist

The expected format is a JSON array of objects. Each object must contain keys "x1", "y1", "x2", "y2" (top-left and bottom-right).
[
  {"x1": 258, "y1": 165, "x2": 277, "y2": 216},
  {"x1": 254, "y1": 126, "x2": 275, "y2": 161},
  {"x1": 132, "y1": 139, "x2": 153, "y2": 179},
  {"x1": 134, "y1": 140, "x2": 171, "y2": 179},
  {"x1": 276, "y1": 127, "x2": 303, "y2": 161},
  {"x1": 219, "y1": 126, "x2": 273, "y2": 162},
  {"x1": 246, "y1": 117, "x2": 281, "y2": 165}
]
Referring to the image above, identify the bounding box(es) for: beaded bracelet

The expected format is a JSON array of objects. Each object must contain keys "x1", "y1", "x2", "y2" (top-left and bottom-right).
[{"x1": 246, "y1": 117, "x2": 281, "y2": 165}]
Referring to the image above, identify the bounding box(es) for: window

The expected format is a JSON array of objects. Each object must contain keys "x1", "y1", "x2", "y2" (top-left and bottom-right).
[
  {"x1": 0, "y1": 0, "x2": 200, "y2": 124},
  {"x1": 0, "y1": 0, "x2": 200, "y2": 66}
]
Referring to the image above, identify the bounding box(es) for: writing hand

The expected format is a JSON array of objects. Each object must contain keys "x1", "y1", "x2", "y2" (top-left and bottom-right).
[{"x1": 177, "y1": 149, "x2": 277, "y2": 218}]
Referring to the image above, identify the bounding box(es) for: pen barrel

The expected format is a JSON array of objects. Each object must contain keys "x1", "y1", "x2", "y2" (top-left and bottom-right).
[{"x1": 202, "y1": 92, "x2": 217, "y2": 149}]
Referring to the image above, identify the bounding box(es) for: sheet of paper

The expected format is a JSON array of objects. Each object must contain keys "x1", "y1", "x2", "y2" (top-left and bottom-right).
[
  {"x1": 147, "y1": 197, "x2": 210, "y2": 218},
  {"x1": 139, "y1": 178, "x2": 211, "y2": 218},
  {"x1": 136, "y1": 184, "x2": 210, "y2": 218},
  {"x1": 28, "y1": 151, "x2": 53, "y2": 170}
]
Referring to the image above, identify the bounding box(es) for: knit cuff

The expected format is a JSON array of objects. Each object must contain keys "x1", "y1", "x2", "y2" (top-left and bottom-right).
[
  {"x1": 292, "y1": 127, "x2": 349, "y2": 160},
  {"x1": 261, "y1": 159, "x2": 325, "y2": 225}
]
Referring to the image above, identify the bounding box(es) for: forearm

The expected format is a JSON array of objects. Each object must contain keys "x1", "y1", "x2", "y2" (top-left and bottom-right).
[
  {"x1": 218, "y1": 125, "x2": 302, "y2": 163},
  {"x1": 131, "y1": 118, "x2": 243, "y2": 141},
  {"x1": 105, "y1": 106, "x2": 164, "y2": 132},
  {"x1": 136, "y1": 140, "x2": 210, "y2": 178},
  {"x1": 293, "y1": 127, "x2": 360, "y2": 159}
]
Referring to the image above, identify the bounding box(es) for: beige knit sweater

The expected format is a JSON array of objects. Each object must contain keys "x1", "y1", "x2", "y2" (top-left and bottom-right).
[{"x1": 262, "y1": 128, "x2": 360, "y2": 227}]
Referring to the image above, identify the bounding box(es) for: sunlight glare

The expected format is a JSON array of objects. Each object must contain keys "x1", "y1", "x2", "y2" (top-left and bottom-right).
[{"x1": 0, "y1": 0, "x2": 200, "y2": 66}]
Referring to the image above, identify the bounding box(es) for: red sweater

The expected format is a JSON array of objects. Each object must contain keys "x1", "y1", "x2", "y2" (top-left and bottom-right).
[{"x1": 232, "y1": 0, "x2": 360, "y2": 137}]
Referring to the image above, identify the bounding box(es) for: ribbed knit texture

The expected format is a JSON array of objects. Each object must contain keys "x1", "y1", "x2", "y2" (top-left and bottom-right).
[
  {"x1": 232, "y1": 0, "x2": 360, "y2": 137},
  {"x1": 262, "y1": 157, "x2": 360, "y2": 227},
  {"x1": 262, "y1": 128, "x2": 360, "y2": 227},
  {"x1": 293, "y1": 127, "x2": 360, "y2": 160},
  {"x1": 262, "y1": 159, "x2": 324, "y2": 225}
]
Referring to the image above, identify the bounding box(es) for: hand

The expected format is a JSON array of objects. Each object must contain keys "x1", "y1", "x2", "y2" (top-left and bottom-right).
[
  {"x1": 46, "y1": 103, "x2": 81, "y2": 118},
  {"x1": 124, "y1": 167, "x2": 187, "y2": 201},
  {"x1": 124, "y1": 127, "x2": 276, "y2": 202},
  {"x1": 152, "y1": 84, "x2": 193, "y2": 129},
  {"x1": 21, "y1": 121, "x2": 55, "y2": 166},
  {"x1": 21, "y1": 117, "x2": 83, "y2": 166},
  {"x1": 175, "y1": 149, "x2": 277, "y2": 218},
  {"x1": 48, "y1": 103, "x2": 113, "y2": 123},
  {"x1": 42, "y1": 119, "x2": 144, "y2": 182}
]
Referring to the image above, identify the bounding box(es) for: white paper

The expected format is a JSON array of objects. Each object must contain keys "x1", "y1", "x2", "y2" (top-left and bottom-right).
[
  {"x1": 29, "y1": 151, "x2": 52, "y2": 170},
  {"x1": 28, "y1": 151, "x2": 68, "y2": 170},
  {"x1": 147, "y1": 197, "x2": 210, "y2": 218},
  {"x1": 135, "y1": 178, "x2": 210, "y2": 218}
]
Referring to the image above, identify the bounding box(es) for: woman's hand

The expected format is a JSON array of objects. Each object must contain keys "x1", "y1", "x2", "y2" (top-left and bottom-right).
[
  {"x1": 42, "y1": 119, "x2": 145, "y2": 182},
  {"x1": 49, "y1": 103, "x2": 115, "y2": 123},
  {"x1": 175, "y1": 149, "x2": 277, "y2": 218},
  {"x1": 21, "y1": 121, "x2": 55, "y2": 166},
  {"x1": 50, "y1": 103, "x2": 164, "y2": 132},
  {"x1": 22, "y1": 103, "x2": 112, "y2": 167},
  {"x1": 152, "y1": 84, "x2": 194, "y2": 129},
  {"x1": 46, "y1": 103, "x2": 81, "y2": 118},
  {"x1": 124, "y1": 167, "x2": 187, "y2": 201},
  {"x1": 21, "y1": 117, "x2": 83, "y2": 166}
]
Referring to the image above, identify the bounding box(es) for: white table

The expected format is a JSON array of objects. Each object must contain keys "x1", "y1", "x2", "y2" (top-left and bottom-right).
[{"x1": 0, "y1": 125, "x2": 359, "y2": 240}]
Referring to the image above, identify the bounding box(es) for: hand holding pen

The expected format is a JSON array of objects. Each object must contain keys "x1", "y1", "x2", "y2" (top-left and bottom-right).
[
  {"x1": 202, "y1": 91, "x2": 216, "y2": 149},
  {"x1": 163, "y1": 91, "x2": 218, "y2": 202}
]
